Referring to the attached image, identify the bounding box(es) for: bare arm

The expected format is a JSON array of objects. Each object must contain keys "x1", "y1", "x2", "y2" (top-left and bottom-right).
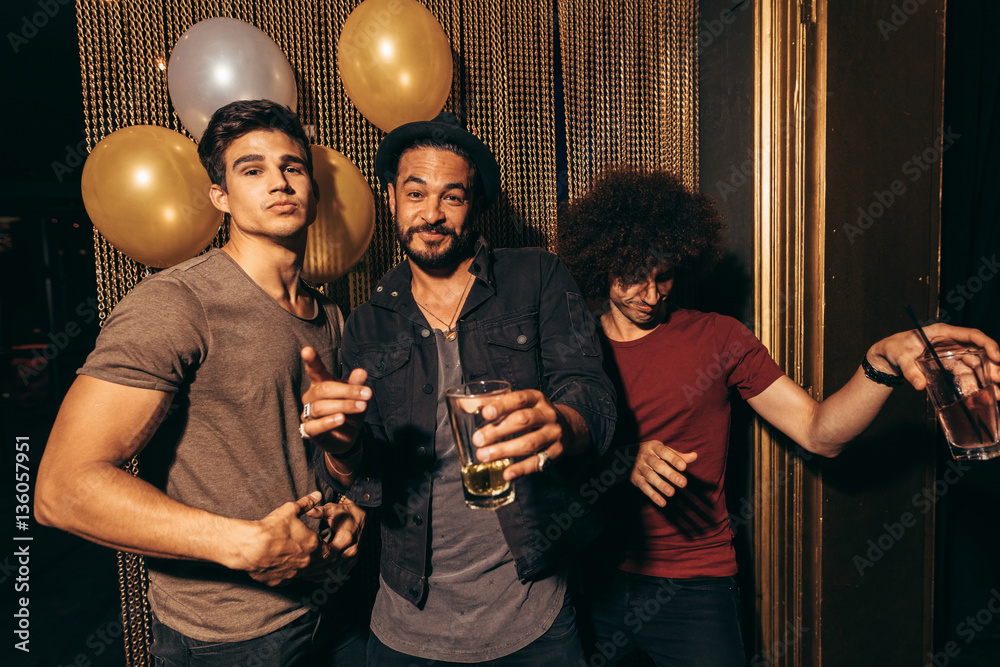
[
  {"x1": 36, "y1": 375, "x2": 324, "y2": 586},
  {"x1": 748, "y1": 323, "x2": 1000, "y2": 458}
]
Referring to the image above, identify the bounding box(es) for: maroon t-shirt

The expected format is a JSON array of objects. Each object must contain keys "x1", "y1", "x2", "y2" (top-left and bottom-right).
[{"x1": 604, "y1": 308, "x2": 785, "y2": 578}]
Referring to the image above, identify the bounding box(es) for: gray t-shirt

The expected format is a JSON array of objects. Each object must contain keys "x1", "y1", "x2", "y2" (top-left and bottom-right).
[
  {"x1": 79, "y1": 249, "x2": 345, "y2": 642},
  {"x1": 370, "y1": 329, "x2": 564, "y2": 661}
]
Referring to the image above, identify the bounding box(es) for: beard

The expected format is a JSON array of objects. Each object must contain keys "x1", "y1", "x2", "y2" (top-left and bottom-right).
[{"x1": 395, "y1": 218, "x2": 478, "y2": 271}]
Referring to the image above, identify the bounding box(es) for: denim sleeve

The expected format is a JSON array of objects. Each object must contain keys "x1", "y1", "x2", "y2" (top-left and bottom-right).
[
  {"x1": 538, "y1": 254, "x2": 617, "y2": 456},
  {"x1": 314, "y1": 312, "x2": 383, "y2": 508}
]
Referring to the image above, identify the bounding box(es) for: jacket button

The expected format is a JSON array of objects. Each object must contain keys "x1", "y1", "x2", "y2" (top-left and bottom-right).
[
  {"x1": 422, "y1": 384, "x2": 433, "y2": 394},
  {"x1": 517, "y1": 334, "x2": 527, "y2": 344},
  {"x1": 376, "y1": 286, "x2": 383, "y2": 292},
  {"x1": 413, "y1": 516, "x2": 423, "y2": 525},
  {"x1": 417, "y1": 447, "x2": 426, "y2": 456},
  {"x1": 409, "y1": 588, "x2": 419, "y2": 597},
  {"x1": 363, "y1": 477, "x2": 370, "y2": 484},
  {"x1": 391, "y1": 291, "x2": 398, "y2": 297},
  {"x1": 376, "y1": 362, "x2": 384, "y2": 371},
  {"x1": 363, "y1": 493, "x2": 370, "y2": 501},
  {"x1": 421, "y1": 328, "x2": 430, "y2": 337}
]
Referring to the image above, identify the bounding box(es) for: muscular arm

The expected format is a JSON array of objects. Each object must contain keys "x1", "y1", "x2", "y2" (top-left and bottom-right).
[
  {"x1": 748, "y1": 323, "x2": 1000, "y2": 458},
  {"x1": 36, "y1": 376, "x2": 322, "y2": 585}
]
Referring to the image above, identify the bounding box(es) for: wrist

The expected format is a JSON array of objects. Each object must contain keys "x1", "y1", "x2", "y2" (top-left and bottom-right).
[{"x1": 862, "y1": 350, "x2": 905, "y2": 387}]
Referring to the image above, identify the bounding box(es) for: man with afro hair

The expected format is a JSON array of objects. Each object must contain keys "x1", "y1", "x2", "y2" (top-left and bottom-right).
[{"x1": 557, "y1": 166, "x2": 1000, "y2": 665}]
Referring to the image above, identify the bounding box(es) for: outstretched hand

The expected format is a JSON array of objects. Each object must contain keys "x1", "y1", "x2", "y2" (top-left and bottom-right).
[
  {"x1": 631, "y1": 440, "x2": 698, "y2": 507},
  {"x1": 299, "y1": 346, "x2": 370, "y2": 455},
  {"x1": 870, "y1": 323, "x2": 1000, "y2": 391}
]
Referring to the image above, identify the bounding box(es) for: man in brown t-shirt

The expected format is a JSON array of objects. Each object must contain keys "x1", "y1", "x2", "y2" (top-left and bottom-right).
[{"x1": 36, "y1": 100, "x2": 372, "y2": 665}]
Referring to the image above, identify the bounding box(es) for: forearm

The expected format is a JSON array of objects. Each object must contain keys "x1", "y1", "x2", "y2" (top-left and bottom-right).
[
  {"x1": 804, "y1": 364, "x2": 894, "y2": 456},
  {"x1": 322, "y1": 446, "x2": 362, "y2": 488},
  {"x1": 37, "y1": 460, "x2": 254, "y2": 569}
]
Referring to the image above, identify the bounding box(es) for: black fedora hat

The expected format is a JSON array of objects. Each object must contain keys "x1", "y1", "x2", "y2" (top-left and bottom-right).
[{"x1": 374, "y1": 112, "x2": 501, "y2": 205}]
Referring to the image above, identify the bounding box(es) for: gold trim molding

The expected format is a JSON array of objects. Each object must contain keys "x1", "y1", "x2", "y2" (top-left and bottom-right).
[{"x1": 752, "y1": 1, "x2": 826, "y2": 664}]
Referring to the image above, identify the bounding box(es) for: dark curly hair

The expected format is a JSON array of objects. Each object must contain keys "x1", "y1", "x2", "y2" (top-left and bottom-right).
[
  {"x1": 556, "y1": 166, "x2": 724, "y2": 301},
  {"x1": 197, "y1": 99, "x2": 313, "y2": 191}
]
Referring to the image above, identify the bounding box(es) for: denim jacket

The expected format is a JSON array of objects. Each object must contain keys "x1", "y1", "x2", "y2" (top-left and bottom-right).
[{"x1": 321, "y1": 239, "x2": 616, "y2": 606}]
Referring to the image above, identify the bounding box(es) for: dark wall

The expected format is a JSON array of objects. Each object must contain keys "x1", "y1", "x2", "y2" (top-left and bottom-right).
[{"x1": 820, "y1": 2, "x2": 944, "y2": 664}]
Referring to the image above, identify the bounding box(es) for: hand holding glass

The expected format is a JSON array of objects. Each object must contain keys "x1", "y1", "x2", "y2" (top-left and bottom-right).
[
  {"x1": 916, "y1": 345, "x2": 1000, "y2": 461},
  {"x1": 445, "y1": 381, "x2": 515, "y2": 510}
]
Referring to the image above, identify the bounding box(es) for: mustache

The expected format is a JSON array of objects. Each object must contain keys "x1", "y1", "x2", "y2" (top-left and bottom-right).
[{"x1": 405, "y1": 223, "x2": 457, "y2": 240}]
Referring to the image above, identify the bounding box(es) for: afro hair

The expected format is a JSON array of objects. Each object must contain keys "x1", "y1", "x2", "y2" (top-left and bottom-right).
[{"x1": 556, "y1": 166, "x2": 724, "y2": 301}]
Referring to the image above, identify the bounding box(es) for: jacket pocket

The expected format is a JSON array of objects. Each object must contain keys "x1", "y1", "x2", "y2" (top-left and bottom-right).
[
  {"x1": 357, "y1": 341, "x2": 411, "y2": 378},
  {"x1": 485, "y1": 314, "x2": 540, "y2": 391}
]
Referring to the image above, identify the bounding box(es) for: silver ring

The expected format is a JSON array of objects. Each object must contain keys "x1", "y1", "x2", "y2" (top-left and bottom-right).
[
  {"x1": 302, "y1": 403, "x2": 312, "y2": 420},
  {"x1": 537, "y1": 451, "x2": 550, "y2": 472},
  {"x1": 299, "y1": 423, "x2": 311, "y2": 440}
]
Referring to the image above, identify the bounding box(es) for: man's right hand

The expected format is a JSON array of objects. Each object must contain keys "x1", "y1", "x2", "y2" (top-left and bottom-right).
[
  {"x1": 631, "y1": 440, "x2": 698, "y2": 507},
  {"x1": 234, "y1": 491, "x2": 324, "y2": 587},
  {"x1": 299, "y1": 346, "x2": 370, "y2": 455}
]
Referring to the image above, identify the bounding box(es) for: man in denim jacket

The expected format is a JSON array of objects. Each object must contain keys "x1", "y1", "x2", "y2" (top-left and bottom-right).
[{"x1": 300, "y1": 114, "x2": 616, "y2": 665}]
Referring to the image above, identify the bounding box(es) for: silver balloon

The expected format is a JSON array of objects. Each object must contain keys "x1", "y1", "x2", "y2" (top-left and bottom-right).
[{"x1": 168, "y1": 18, "x2": 297, "y2": 140}]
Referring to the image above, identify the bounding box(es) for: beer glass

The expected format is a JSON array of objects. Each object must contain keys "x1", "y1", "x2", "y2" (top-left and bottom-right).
[{"x1": 445, "y1": 380, "x2": 515, "y2": 509}]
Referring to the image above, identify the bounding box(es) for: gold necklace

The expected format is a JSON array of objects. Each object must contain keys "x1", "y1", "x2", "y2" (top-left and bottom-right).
[{"x1": 418, "y1": 274, "x2": 473, "y2": 341}]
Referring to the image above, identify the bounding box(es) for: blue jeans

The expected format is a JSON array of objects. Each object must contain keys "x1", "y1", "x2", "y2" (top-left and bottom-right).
[
  {"x1": 582, "y1": 570, "x2": 745, "y2": 667},
  {"x1": 366, "y1": 596, "x2": 586, "y2": 666},
  {"x1": 150, "y1": 608, "x2": 367, "y2": 667}
]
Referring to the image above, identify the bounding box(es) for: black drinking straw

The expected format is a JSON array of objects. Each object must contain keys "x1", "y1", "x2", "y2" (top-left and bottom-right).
[{"x1": 904, "y1": 305, "x2": 985, "y2": 441}]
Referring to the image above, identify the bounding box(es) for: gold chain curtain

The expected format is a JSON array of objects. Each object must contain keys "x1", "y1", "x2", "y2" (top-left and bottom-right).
[{"x1": 75, "y1": 1, "x2": 697, "y2": 664}]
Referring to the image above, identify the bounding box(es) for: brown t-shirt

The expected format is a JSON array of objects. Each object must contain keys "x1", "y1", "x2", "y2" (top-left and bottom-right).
[{"x1": 79, "y1": 249, "x2": 345, "y2": 642}]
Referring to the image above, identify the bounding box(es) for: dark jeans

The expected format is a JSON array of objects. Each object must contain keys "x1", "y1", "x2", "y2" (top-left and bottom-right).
[
  {"x1": 366, "y1": 595, "x2": 586, "y2": 666},
  {"x1": 150, "y1": 608, "x2": 367, "y2": 667},
  {"x1": 583, "y1": 570, "x2": 745, "y2": 667}
]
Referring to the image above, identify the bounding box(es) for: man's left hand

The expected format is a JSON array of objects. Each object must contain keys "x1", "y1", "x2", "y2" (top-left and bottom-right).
[
  {"x1": 296, "y1": 498, "x2": 365, "y2": 582},
  {"x1": 870, "y1": 323, "x2": 1000, "y2": 390},
  {"x1": 472, "y1": 389, "x2": 587, "y2": 481}
]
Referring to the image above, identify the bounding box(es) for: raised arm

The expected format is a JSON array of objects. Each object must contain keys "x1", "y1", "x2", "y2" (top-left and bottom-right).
[
  {"x1": 36, "y1": 375, "x2": 324, "y2": 586},
  {"x1": 747, "y1": 323, "x2": 1000, "y2": 457}
]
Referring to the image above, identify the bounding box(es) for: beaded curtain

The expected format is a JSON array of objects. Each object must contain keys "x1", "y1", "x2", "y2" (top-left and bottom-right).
[{"x1": 75, "y1": 1, "x2": 697, "y2": 663}]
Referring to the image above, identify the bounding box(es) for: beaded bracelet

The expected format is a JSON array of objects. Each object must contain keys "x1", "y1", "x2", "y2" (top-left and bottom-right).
[{"x1": 862, "y1": 355, "x2": 906, "y2": 387}]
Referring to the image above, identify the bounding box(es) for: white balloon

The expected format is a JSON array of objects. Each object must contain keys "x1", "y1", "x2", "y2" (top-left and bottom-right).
[{"x1": 168, "y1": 18, "x2": 298, "y2": 140}]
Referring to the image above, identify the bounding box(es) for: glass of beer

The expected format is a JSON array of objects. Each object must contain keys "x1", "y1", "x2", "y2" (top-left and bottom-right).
[
  {"x1": 916, "y1": 345, "x2": 1000, "y2": 460},
  {"x1": 445, "y1": 380, "x2": 515, "y2": 510}
]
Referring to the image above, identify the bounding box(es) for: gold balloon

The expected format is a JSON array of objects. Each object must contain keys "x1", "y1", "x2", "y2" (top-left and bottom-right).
[
  {"x1": 337, "y1": 0, "x2": 453, "y2": 132},
  {"x1": 304, "y1": 146, "x2": 375, "y2": 283},
  {"x1": 81, "y1": 126, "x2": 222, "y2": 268}
]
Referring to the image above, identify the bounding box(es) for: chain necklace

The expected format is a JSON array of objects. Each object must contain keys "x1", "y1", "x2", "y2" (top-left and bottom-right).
[{"x1": 417, "y1": 273, "x2": 474, "y2": 341}]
